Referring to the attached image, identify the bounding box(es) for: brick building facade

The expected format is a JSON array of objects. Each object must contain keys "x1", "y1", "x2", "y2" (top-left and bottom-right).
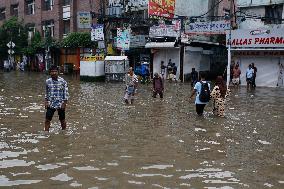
[{"x1": 0, "y1": 0, "x2": 100, "y2": 40}]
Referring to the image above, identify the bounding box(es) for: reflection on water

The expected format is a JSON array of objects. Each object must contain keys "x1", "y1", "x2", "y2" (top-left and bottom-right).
[{"x1": 0, "y1": 72, "x2": 283, "y2": 188}]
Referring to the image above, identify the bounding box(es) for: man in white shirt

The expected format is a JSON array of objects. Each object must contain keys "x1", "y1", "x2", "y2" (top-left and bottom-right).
[{"x1": 190, "y1": 72, "x2": 211, "y2": 116}]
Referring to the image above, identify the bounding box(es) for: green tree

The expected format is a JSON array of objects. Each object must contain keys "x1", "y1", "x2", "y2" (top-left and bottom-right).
[
  {"x1": 0, "y1": 17, "x2": 28, "y2": 59},
  {"x1": 22, "y1": 31, "x2": 43, "y2": 55},
  {"x1": 61, "y1": 32, "x2": 94, "y2": 48}
]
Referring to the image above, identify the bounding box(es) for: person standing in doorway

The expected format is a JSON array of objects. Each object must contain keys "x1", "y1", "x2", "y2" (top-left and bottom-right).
[
  {"x1": 251, "y1": 63, "x2": 257, "y2": 88},
  {"x1": 246, "y1": 64, "x2": 254, "y2": 90},
  {"x1": 44, "y1": 65, "x2": 69, "y2": 132},
  {"x1": 161, "y1": 61, "x2": 166, "y2": 79},
  {"x1": 190, "y1": 72, "x2": 211, "y2": 116},
  {"x1": 152, "y1": 73, "x2": 164, "y2": 98},
  {"x1": 232, "y1": 63, "x2": 241, "y2": 87},
  {"x1": 172, "y1": 63, "x2": 177, "y2": 82},
  {"x1": 167, "y1": 59, "x2": 173, "y2": 79},
  {"x1": 190, "y1": 68, "x2": 198, "y2": 88}
]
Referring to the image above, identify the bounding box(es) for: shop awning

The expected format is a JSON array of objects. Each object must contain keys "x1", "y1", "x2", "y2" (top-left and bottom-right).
[
  {"x1": 145, "y1": 42, "x2": 176, "y2": 48},
  {"x1": 182, "y1": 40, "x2": 220, "y2": 46}
]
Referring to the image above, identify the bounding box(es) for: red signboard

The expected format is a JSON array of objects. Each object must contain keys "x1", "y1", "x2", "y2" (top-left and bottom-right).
[{"x1": 149, "y1": 0, "x2": 176, "y2": 18}]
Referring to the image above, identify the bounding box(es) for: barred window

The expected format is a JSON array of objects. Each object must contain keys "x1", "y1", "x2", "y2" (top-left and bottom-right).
[
  {"x1": 62, "y1": 0, "x2": 71, "y2": 6},
  {"x1": 0, "y1": 8, "x2": 5, "y2": 20},
  {"x1": 265, "y1": 4, "x2": 283, "y2": 24},
  {"x1": 10, "y1": 4, "x2": 18, "y2": 17},
  {"x1": 26, "y1": 0, "x2": 35, "y2": 15},
  {"x1": 43, "y1": 0, "x2": 54, "y2": 11},
  {"x1": 43, "y1": 20, "x2": 55, "y2": 37}
]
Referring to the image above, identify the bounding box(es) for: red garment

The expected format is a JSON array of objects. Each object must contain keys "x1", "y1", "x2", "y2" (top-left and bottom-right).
[
  {"x1": 153, "y1": 77, "x2": 163, "y2": 92},
  {"x1": 233, "y1": 68, "x2": 241, "y2": 78}
]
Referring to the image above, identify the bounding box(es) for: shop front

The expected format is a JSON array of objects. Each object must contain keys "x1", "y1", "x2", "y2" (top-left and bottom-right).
[
  {"x1": 228, "y1": 28, "x2": 284, "y2": 87},
  {"x1": 145, "y1": 22, "x2": 181, "y2": 80},
  {"x1": 145, "y1": 42, "x2": 180, "y2": 80}
]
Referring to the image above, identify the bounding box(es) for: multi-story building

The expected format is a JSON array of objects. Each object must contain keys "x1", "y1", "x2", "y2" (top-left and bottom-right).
[
  {"x1": 106, "y1": 0, "x2": 149, "y2": 69},
  {"x1": 0, "y1": 0, "x2": 101, "y2": 71},
  {"x1": 231, "y1": 0, "x2": 284, "y2": 87},
  {"x1": 0, "y1": 0, "x2": 100, "y2": 40}
]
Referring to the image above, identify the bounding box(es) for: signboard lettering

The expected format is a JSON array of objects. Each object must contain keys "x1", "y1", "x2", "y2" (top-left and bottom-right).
[
  {"x1": 185, "y1": 20, "x2": 230, "y2": 34},
  {"x1": 227, "y1": 28, "x2": 284, "y2": 48}
]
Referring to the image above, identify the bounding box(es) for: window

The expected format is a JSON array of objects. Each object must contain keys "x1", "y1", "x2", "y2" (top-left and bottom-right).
[
  {"x1": 265, "y1": 4, "x2": 283, "y2": 24},
  {"x1": 26, "y1": 23, "x2": 36, "y2": 43},
  {"x1": 62, "y1": 0, "x2": 71, "y2": 6},
  {"x1": 63, "y1": 20, "x2": 70, "y2": 35},
  {"x1": 0, "y1": 8, "x2": 5, "y2": 20},
  {"x1": 43, "y1": 0, "x2": 54, "y2": 11},
  {"x1": 26, "y1": 0, "x2": 35, "y2": 15},
  {"x1": 10, "y1": 4, "x2": 18, "y2": 17},
  {"x1": 42, "y1": 20, "x2": 55, "y2": 37}
]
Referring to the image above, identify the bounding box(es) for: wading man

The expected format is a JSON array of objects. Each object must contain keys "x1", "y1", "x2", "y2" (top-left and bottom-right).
[{"x1": 44, "y1": 65, "x2": 69, "y2": 131}]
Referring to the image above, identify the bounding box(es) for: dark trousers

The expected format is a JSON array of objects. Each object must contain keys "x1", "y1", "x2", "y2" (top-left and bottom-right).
[
  {"x1": 252, "y1": 77, "x2": 256, "y2": 88},
  {"x1": 153, "y1": 91, "x2": 163, "y2": 98},
  {"x1": 46, "y1": 107, "x2": 65, "y2": 121},
  {"x1": 196, "y1": 104, "x2": 206, "y2": 116}
]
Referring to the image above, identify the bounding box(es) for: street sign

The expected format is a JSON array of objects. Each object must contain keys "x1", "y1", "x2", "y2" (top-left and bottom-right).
[
  {"x1": 7, "y1": 41, "x2": 15, "y2": 48},
  {"x1": 8, "y1": 49, "x2": 15, "y2": 54}
]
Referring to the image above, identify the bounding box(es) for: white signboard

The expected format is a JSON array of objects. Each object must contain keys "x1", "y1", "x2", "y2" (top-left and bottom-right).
[
  {"x1": 227, "y1": 28, "x2": 284, "y2": 48},
  {"x1": 7, "y1": 41, "x2": 15, "y2": 48},
  {"x1": 185, "y1": 20, "x2": 230, "y2": 34},
  {"x1": 77, "y1": 12, "x2": 91, "y2": 29},
  {"x1": 91, "y1": 24, "x2": 104, "y2": 41},
  {"x1": 149, "y1": 24, "x2": 180, "y2": 38}
]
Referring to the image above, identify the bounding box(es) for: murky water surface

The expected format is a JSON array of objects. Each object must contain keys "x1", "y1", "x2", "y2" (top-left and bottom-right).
[{"x1": 0, "y1": 72, "x2": 283, "y2": 188}]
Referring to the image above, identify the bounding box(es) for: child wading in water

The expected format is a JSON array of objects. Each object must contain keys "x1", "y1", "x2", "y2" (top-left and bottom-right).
[{"x1": 152, "y1": 73, "x2": 164, "y2": 98}]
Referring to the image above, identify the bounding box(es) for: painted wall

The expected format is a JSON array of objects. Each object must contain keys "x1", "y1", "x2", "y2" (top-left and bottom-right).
[
  {"x1": 153, "y1": 48, "x2": 180, "y2": 80},
  {"x1": 175, "y1": 0, "x2": 209, "y2": 16}
]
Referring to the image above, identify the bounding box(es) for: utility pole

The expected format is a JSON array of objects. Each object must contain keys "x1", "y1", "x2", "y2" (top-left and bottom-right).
[{"x1": 226, "y1": 0, "x2": 233, "y2": 88}]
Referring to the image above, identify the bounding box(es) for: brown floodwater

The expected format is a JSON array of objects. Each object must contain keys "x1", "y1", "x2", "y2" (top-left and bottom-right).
[{"x1": 0, "y1": 71, "x2": 283, "y2": 189}]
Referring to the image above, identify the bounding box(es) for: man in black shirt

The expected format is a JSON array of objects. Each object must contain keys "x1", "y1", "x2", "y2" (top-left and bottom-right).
[
  {"x1": 190, "y1": 68, "x2": 198, "y2": 87},
  {"x1": 251, "y1": 63, "x2": 257, "y2": 88}
]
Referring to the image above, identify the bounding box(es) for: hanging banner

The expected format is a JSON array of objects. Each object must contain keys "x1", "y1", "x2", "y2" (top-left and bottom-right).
[
  {"x1": 227, "y1": 28, "x2": 284, "y2": 48},
  {"x1": 116, "y1": 28, "x2": 130, "y2": 50},
  {"x1": 185, "y1": 20, "x2": 230, "y2": 34},
  {"x1": 77, "y1": 12, "x2": 91, "y2": 29},
  {"x1": 148, "y1": 0, "x2": 176, "y2": 18},
  {"x1": 149, "y1": 24, "x2": 180, "y2": 38},
  {"x1": 91, "y1": 24, "x2": 104, "y2": 41}
]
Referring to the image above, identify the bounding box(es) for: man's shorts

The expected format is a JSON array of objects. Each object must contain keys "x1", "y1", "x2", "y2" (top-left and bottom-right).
[
  {"x1": 246, "y1": 78, "x2": 253, "y2": 84},
  {"x1": 232, "y1": 78, "x2": 240, "y2": 85},
  {"x1": 46, "y1": 107, "x2": 65, "y2": 121}
]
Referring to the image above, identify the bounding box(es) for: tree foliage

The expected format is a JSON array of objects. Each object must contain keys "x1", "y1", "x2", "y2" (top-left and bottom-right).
[
  {"x1": 61, "y1": 32, "x2": 94, "y2": 48},
  {"x1": 22, "y1": 31, "x2": 43, "y2": 55},
  {"x1": 0, "y1": 17, "x2": 28, "y2": 59}
]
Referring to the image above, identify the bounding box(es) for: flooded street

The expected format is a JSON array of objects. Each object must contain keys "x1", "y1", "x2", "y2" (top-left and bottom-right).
[{"x1": 0, "y1": 71, "x2": 283, "y2": 189}]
